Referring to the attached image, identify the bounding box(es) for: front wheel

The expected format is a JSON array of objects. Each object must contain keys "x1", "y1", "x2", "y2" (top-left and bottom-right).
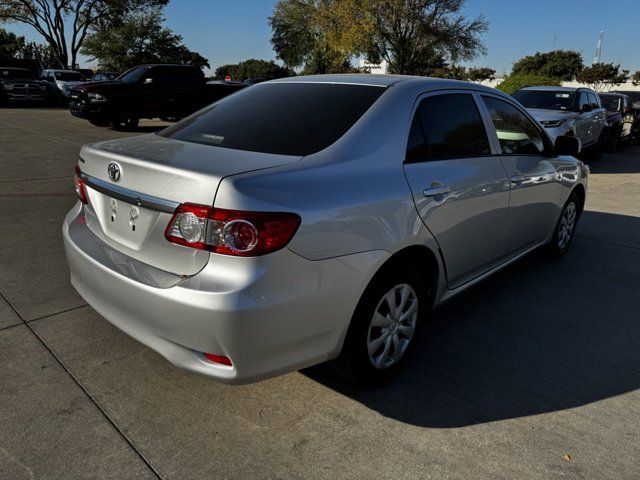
[
  {"x1": 548, "y1": 191, "x2": 581, "y2": 257},
  {"x1": 338, "y1": 269, "x2": 427, "y2": 384}
]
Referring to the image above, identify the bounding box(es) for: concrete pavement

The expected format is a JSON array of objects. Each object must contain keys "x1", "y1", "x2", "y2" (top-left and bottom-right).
[{"x1": 1, "y1": 108, "x2": 638, "y2": 479}]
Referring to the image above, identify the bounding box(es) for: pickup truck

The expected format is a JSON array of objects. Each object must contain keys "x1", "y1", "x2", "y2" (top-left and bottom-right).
[
  {"x1": 69, "y1": 64, "x2": 247, "y2": 130},
  {"x1": 512, "y1": 86, "x2": 607, "y2": 160}
]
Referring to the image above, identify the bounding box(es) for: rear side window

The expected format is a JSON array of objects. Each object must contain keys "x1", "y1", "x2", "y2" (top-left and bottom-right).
[
  {"x1": 482, "y1": 96, "x2": 547, "y2": 155},
  {"x1": 409, "y1": 93, "x2": 490, "y2": 161},
  {"x1": 160, "y1": 83, "x2": 385, "y2": 156}
]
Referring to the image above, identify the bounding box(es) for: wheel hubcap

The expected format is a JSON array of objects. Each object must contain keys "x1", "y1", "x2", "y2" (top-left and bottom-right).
[
  {"x1": 367, "y1": 284, "x2": 419, "y2": 369},
  {"x1": 557, "y1": 202, "x2": 577, "y2": 250}
]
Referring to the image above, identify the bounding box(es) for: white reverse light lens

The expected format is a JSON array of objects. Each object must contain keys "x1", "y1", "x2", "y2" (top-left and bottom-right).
[
  {"x1": 178, "y1": 212, "x2": 204, "y2": 243},
  {"x1": 222, "y1": 220, "x2": 259, "y2": 253}
]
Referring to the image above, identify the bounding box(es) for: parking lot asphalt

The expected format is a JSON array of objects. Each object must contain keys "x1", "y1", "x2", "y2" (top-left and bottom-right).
[{"x1": 1, "y1": 108, "x2": 639, "y2": 480}]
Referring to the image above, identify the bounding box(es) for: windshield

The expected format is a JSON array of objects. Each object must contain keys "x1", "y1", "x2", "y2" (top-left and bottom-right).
[
  {"x1": 117, "y1": 66, "x2": 149, "y2": 83},
  {"x1": 512, "y1": 90, "x2": 576, "y2": 111},
  {"x1": 160, "y1": 83, "x2": 386, "y2": 156},
  {"x1": 0, "y1": 69, "x2": 34, "y2": 80},
  {"x1": 54, "y1": 71, "x2": 85, "y2": 81},
  {"x1": 599, "y1": 95, "x2": 622, "y2": 112}
]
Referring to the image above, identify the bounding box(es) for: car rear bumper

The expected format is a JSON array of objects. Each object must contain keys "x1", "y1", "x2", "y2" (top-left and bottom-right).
[{"x1": 63, "y1": 203, "x2": 384, "y2": 383}]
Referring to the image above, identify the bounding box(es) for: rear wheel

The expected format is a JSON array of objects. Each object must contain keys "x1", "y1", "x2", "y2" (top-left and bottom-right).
[{"x1": 338, "y1": 268, "x2": 427, "y2": 384}]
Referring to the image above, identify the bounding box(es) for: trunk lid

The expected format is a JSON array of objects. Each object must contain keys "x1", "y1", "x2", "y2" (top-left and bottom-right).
[{"x1": 79, "y1": 134, "x2": 301, "y2": 276}]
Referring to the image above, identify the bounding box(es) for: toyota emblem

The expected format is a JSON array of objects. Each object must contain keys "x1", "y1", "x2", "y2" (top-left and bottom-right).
[{"x1": 107, "y1": 162, "x2": 121, "y2": 182}]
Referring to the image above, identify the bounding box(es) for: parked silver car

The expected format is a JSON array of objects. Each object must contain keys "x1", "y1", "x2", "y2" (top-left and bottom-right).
[
  {"x1": 513, "y1": 86, "x2": 606, "y2": 159},
  {"x1": 63, "y1": 75, "x2": 588, "y2": 384},
  {"x1": 42, "y1": 69, "x2": 86, "y2": 98}
]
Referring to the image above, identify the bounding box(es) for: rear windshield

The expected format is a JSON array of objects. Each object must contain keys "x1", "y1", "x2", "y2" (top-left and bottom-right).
[
  {"x1": 513, "y1": 90, "x2": 576, "y2": 111},
  {"x1": 54, "y1": 71, "x2": 85, "y2": 81},
  {"x1": 599, "y1": 95, "x2": 622, "y2": 112},
  {"x1": 160, "y1": 83, "x2": 386, "y2": 156}
]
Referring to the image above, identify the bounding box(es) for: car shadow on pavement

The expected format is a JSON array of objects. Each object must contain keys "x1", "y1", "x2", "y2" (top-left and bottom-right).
[
  {"x1": 586, "y1": 145, "x2": 640, "y2": 174},
  {"x1": 303, "y1": 211, "x2": 640, "y2": 428}
]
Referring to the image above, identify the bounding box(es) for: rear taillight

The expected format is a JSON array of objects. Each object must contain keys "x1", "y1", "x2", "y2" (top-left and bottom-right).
[
  {"x1": 164, "y1": 203, "x2": 301, "y2": 256},
  {"x1": 74, "y1": 165, "x2": 88, "y2": 204}
]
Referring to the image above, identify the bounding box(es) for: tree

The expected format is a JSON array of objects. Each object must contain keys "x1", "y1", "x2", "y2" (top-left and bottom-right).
[
  {"x1": 631, "y1": 70, "x2": 640, "y2": 87},
  {"x1": 364, "y1": 0, "x2": 489, "y2": 75},
  {"x1": 269, "y1": 0, "x2": 358, "y2": 74},
  {"x1": 576, "y1": 63, "x2": 629, "y2": 92},
  {"x1": 0, "y1": 26, "x2": 59, "y2": 67},
  {"x1": 214, "y1": 59, "x2": 294, "y2": 81},
  {"x1": 81, "y1": 7, "x2": 208, "y2": 72},
  {"x1": 511, "y1": 50, "x2": 583, "y2": 81},
  {"x1": 466, "y1": 66, "x2": 495, "y2": 82},
  {"x1": 496, "y1": 74, "x2": 561, "y2": 95},
  {"x1": 269, "y1": 0, "x2": 488, "y2": 76},
  {"x1": 0, "y1": 0, "x2": 167, "y2": 69}
]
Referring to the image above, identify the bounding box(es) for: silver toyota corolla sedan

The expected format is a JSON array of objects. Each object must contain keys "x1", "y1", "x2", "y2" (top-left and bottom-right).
[{"x1": 63, "y1": 75, "x2": 588, "y2": 384}]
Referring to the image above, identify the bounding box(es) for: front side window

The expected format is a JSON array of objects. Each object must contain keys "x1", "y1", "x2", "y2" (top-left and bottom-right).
[
  {"x1": 161, "y1": 83, "x2": 385, "y2": 156},
  {"x1": 579, "y1": 92, "x2": 590, "y2": 111},
  {"x1": 588, "y1": 92, "x2": 600, "y2": 109},
  {"x1": 410, "y1": 93, "x2": 491, "y2": 161},
  {"x1": 482, "y1": 96, "x2": 547, "y2": 155}
]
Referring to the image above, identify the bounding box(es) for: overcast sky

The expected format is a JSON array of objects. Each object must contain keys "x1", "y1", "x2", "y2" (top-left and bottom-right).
[{"x1": 6, "y1": 0, "x2": 640, "y2": 75}]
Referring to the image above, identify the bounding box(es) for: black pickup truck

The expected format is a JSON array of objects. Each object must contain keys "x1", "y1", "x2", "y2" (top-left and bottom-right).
[{"x1": 70, "y1": 64, "x2": 247, "y2": 130}]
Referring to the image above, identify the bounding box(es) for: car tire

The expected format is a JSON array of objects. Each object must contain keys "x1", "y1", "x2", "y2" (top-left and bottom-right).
[
  {"x1": 547, "y1": 191, "x2": 581, "y2": 258},
  {"x1": 110, "y1": 115, "x2": 139, "y2": 131},
  {"x1": 337, "y1": 266, "x2": 428, "y2": 385}
]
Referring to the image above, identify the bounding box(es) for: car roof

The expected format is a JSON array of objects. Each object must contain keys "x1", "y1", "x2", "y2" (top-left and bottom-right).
[
  {"x1": 520, "y1": 86, "x2": 592, "y2": 93},
  {"x1": 599, "y1": 92, "x2": 627, "y2": 97},
  {"x1": 267, "y1": 74, "x2": 499, "y2": 92}
]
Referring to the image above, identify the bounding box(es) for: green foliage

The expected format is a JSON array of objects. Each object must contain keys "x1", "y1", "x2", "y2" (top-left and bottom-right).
[
  {"x1": 269, "y1": 0, "x2": 488, "y2": 76},
  {"x1": 366, "y1": 0, "x2": 488, "y2": 75},
  {"x1": 576, "y1": 63, "x2": 629, "y2": 92},
  {"x1": 269, "y1": 0, "x2": 358, "y2": 74},
  {"x1": 466, "y1": 67, "x2": 496, "y2": 82},
  {"x1": 511, "y1": 50, "x2": 583, "y2": 81},
  {"x1": 214, "y1": 59, "x2": 294, "y2": 81},
  {"x1": 81, "y1": 7, "x2": 209, "y2": 72},
  {"x1": 0, "y1": 0, "x2": 168, "y2": 68},
  {"x1": 632, "y1": 71, "x2": 640, "y2": 87},
  {"x1": 0, "y1": 27, "x2": 59, "y2": 68},
  {"x1": 496, "y1": 74, "x2": 561, "y2": 95},
  {"x1": 429, "y1": 65, "x2": 495, "y2": 81}
]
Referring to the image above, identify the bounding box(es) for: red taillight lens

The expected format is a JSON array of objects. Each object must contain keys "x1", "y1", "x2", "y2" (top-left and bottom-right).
[
  {"x1": 204, "y1": 353, "x2": 232, "y2": 366},
  {"x1": 74, "y1": 165, "x2": 88, "y2": 204},
  {"x1": 164, "y1": 203, "x2": 301, "y2": 256}
]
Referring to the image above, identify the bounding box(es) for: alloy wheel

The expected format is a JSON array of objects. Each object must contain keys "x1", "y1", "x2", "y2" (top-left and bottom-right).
[
  {"x1": 367, "y1": 284, "x2": 418, "y2": 369},
  {"x1": 557, "y1": 202, "x2": 577, "y2": 250}
]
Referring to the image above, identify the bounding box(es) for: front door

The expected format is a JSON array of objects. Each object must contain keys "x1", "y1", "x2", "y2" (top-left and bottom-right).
[
  {"x1": 403, "y1": 92, "x2": 510, "y2": 288},
  {"x1": 479, "y1": 94, "x2": 562, "y2": 258}
]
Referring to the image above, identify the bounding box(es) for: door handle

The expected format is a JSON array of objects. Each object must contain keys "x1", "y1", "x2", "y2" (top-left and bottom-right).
[
  {"x1": 510, "y1": 174, "x2": 525, "y2": 183},
  {"x1": 423, "y1": 185, "x2": 450, "y2": 197}
]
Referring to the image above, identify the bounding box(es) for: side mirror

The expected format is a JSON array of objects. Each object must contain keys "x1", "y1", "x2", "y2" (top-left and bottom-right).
[
  {"x1": 633, "y1": 101, "x2": 640, "y2": 110},
  {"x1": 143, "y1": 77, "x2": 154, "y2": 85},
  {"x1": 581, "y1": 103, "x2": 593, "y2": 112},
  {"x1": 555, "y1": 135, "x2": 581, "y2": 157}
]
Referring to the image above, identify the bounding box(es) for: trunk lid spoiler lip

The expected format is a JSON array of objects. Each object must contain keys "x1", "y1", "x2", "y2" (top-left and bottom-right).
[{"x1": 80, "y1": 172, "x2": 180, "y2": 213}]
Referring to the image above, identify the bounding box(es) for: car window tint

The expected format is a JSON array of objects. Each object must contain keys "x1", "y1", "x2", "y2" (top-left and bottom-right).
[
  {"x1": 482, "y1": 96, "x2": 547, "y2": 155},
  {"x1": 405, "y1": 114, "x2": 429, "y2": 162},
  {"x1": 588, "y1": 93, "x2": 600, "y2": 108},
  {"x1": 579, "y1": 93, "x2": 590, "y2": 110},
  {"x1": 416, "y1": 93, "x2": 491, "y2": 160},
  {"x1": 160, "y1": 83, "x2": 385, "y2": 156}
]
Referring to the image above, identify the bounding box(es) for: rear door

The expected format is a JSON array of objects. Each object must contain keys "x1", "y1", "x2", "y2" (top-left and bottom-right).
[
  {"x1": 403, "y1": 92, "x2": 510, "y2": 288},
  {"x1": 479, "y1": 94, "x2": 561, "y2": 258}
]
